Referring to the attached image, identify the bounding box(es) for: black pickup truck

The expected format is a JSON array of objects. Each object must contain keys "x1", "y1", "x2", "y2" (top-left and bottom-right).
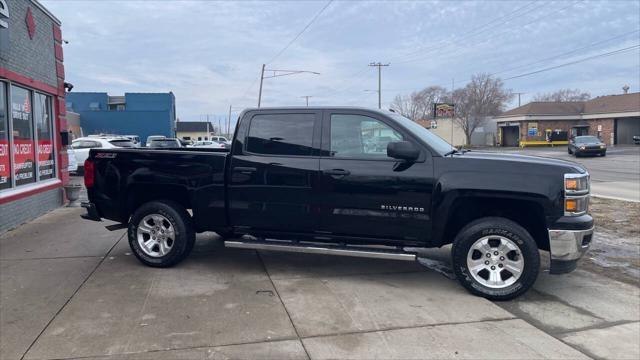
[{"x1": 82, "y1": 107, "x2": 593, "y2": 300}]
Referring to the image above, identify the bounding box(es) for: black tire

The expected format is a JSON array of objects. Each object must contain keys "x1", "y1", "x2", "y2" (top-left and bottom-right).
[
  {"x1": 128, "y1": 200, "x2": 195, "y2": 267},
  {"x1": 567, "y1": 148, "x2": 572, "y2": 154},
  {"x1": 451, "y1": 217, "x2": 540, "y2": 301},
  {"x1": 601, "y1": 152, "x2": 606, "y2": 157}
]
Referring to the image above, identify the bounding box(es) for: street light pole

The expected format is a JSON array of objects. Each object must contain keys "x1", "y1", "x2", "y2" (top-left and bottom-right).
[
  {"x1": 369, "y1": 62, "x2": 389, "y2": 109},
  {"x1": 257, "y1": 65, "x2": 319, "y2": 108}
]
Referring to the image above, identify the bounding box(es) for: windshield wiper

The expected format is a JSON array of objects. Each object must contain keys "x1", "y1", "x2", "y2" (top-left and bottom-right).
[{"x1": 443, "y1": 149, "x2": 460, "y2": 157}]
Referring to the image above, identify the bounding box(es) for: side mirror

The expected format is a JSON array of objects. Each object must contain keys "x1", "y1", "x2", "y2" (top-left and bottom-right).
[{"x1": 387, "y1": 141, "x2": 419, "y2": 161}]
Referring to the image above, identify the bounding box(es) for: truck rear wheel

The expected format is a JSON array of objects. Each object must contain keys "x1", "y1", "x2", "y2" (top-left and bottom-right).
[
  {"x1": 128, "y1": 200, "x2": 195, "y2": 268},
  {"x1": 451, "y1": 217, "x2": 539, "y2": 301}
]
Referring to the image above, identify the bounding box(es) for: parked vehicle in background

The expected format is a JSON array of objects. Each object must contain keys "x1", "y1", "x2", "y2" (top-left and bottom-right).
[
  {"x1": 67, "y1": 148, "x2": 79, "y2": 174},
  {"x1": 124, "y1": 135, "x2": 141, "y2": 147},
  {"x1": 71, "y1": 136, "x2": 136, "y2": 173},
  {"x1": 82, "y1": 107, "x2": 593, "y2": 300},
  {"x1": 211, "y1": 136, "x2": 231, "y2": 144},
  {"x1": 149, "y1": 138, "x2": 182, "y2": 148},
  {"x1": 568, "y1": 135, "x2": 606, "y2": 157},
  {"x1": 191, "y1": 140, "x2": 225, "y2": 149},
  {"x1": 633, "y1": 135, "x2": 640, "y2": 145},
  {"x1": 145, "y1": 135, "x2": 166, "y2": 147}
]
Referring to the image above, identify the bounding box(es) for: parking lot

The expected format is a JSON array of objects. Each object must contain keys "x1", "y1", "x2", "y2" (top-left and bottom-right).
[
  {"x1": 497, "y1": 145, "x2": 640, "y2": 202},
  {"x1": 1, "y1": 147, "x2": 639, "y2": 360}
]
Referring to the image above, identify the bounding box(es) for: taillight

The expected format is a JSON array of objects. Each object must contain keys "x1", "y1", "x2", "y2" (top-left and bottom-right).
[{"x1": 84, "y1": 159, "x2": 95, "y2": 188}]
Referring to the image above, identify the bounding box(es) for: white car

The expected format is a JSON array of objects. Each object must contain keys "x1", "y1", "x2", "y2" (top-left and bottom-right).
[
  {"x1": 145, "y1": 135, "x2": 166, "y2": 147},
  {"x1": 70, "y1": 136, "x2": 136, "y2": 172},
  {"x1": 190, "y1": 140, "x2": 225, "y2": 149},
  {"x1": 67, "y1": 148, "x2": 79, "y2": 174},
  {"x1": 211, "y1": 136, "x2": 230, "y2": 143}
]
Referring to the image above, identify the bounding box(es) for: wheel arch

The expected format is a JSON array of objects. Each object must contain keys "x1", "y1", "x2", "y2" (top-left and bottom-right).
[
  {"x1": 125, "y1": 184, "x2": 191, "y2": 220},
  {"x1": 436, "y1": 196, "x2": 549, "y2": 251}
]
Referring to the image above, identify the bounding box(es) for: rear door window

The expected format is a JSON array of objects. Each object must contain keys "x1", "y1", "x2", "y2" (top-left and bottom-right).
[{"x1": 246, "y1": 114, "x2": 315, "y2": 156}]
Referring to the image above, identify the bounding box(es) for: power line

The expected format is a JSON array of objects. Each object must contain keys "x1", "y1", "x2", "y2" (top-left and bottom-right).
[
  {"x1": 399, "y1": 0, "x2": 586, "y2": 66},
  {"x1": 503, "y1": 44, "x2": 640, "y2": 81},
  {"x1": 490, "y1": 29, "x2": 640, "y2": 77},
  {"x1": 265, "y1": 0, "x2": 334, "y2": 65},
  {"x1": 390, "y1": 29, "x2": 639, "y2": 96},
  {"x1": 324, "y1": 1, "x2": 562, "y2": 98},
  {"x1": 392, "y1": 1, "x2": 556, "y2": 65},
  {"x1": 387, "y1": 1, "x2": 540, "y2": 64}
]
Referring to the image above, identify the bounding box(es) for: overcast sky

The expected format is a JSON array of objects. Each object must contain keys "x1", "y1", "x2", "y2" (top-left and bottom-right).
[{"x1": 43, "y1": 0, "x2": 640, "y2": 122}]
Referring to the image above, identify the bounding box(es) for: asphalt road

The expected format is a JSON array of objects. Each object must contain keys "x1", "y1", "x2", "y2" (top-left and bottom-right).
[{"x1": 492, "y1": 146, "x2": 640, "y2": 202}]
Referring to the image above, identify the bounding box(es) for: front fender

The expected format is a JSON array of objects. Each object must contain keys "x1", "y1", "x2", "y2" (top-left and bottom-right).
[{"x1": 431, "y1": 171, "x2": 560, "y2": 246}]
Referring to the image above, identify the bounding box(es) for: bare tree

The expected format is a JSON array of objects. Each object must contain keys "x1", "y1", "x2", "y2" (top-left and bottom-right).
[
  {"x1": 533, "y1": 88, "x2": 591, "y2": 102},
  {"x1": 453, "y1": 74, "x2": 513, "y2": 145},
  {"x1": 391, "y1": 86, "x2": 449, "y2": 121},
  {"x1": 390, "y1": 92, "x2": 423, "y2": 121}
]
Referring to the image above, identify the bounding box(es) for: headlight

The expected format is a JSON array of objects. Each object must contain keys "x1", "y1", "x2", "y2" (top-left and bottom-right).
[
  {"x1": 564, "y1": 173, "x2": 589, "y2": 216},
  {"x1": 600, "y1": 145, "x2": 606, "y2": 149},
  {"x1": 565, "y1": 174, "x2": 589, "y2": 193},
  {"x1": 579, "y1": 146, "x2": 586, "y2": 150}
]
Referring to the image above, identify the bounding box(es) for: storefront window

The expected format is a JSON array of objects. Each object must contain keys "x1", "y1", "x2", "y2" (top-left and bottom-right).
[
  {"x1": 0, "y1": 82, "x2": 10, "y2": 190},
  {"x1": 0, "y1": 82, "x2": 57, "y2": 192},
  {"x1": 11, "y1": 85, "x2": 36, "y2": 186},
  {"x1": 35, "y1": 93, "x2": 55, "y2": 180}
]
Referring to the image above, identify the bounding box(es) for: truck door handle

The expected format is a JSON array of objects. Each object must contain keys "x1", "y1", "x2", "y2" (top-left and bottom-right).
[
  {"x1": 323, "y1": 169, "x2": 351, "y2": 177},
  {"x1": 234, "y1": 167, "x2": 257, "y2": 174}
]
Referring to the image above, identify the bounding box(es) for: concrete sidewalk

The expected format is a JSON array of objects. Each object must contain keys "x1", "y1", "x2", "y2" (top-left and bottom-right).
[{"x1": 1, "y1": 208, "x2": 639, "y2": 359}]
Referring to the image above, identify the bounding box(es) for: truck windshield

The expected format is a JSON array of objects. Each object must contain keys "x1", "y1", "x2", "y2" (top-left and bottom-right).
[{"x1": 385, "y1": 112, "x2": 456, "y2": 155}]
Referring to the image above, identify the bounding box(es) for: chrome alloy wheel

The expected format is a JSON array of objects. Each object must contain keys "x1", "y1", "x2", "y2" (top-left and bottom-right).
[
  {"x1": 136, "y1": 214, "x2": 175, "y2": 257},
  {"x1": 467, "y1": 235, "x2": 524, "y2": 289}
]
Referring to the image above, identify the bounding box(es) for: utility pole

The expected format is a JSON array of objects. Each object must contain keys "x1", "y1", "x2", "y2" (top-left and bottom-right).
[
  {"x1": 258, "y1": 64, "x2": 265, "y2": 108},
  {"x1": 227, "y1": 104, "x2": 232, "y2": 136},
  {"x1": 451, "y1": 78, "x2": 455, "y2": 145},
  {"x1": 257, "y1": 64, "x2": 319, "y2": 108},
  {"x1": 514, "y1": 92, "x2": 525, "y2": 107},
  {"x1": 369, "y1": 62, "x2": 389, "y2": 109},
  {"x1": 300, "y1": 96, "x2": 312, "y2": 106}
]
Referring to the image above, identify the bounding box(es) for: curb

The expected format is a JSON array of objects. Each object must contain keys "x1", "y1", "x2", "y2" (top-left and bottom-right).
[{"x1": 591, "y1": 194, "x2": 640, "y2": 203}]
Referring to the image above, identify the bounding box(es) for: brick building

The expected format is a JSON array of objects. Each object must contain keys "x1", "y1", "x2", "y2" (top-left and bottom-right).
[
  {"x1": 1, "y1": 0, "x2": 68, "y2": 233},
  {"x1": 494, "y1": 92, "x2": 640, "y2": 147}
]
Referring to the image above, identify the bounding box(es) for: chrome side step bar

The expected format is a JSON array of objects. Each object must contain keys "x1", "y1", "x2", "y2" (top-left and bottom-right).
[{"x1": 224, "y1": 240, "x2": 417, "y2": 261}]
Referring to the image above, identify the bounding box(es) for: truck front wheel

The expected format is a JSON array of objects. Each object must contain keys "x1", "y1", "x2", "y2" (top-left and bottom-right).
[
  {"x1": 128, "y1": 200, "x2": 195, "y2": 268},
  {"x1": 451, "y1": 217, "x2": 539, "y2": 301}
]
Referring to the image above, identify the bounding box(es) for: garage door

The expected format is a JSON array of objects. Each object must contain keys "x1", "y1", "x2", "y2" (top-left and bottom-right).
[
  {"x1": 615, "y1": 117, "x2": 640, "y2": 144},
  {"x1": 501, "y1": 126, "x2": 519, "y2": 147}
]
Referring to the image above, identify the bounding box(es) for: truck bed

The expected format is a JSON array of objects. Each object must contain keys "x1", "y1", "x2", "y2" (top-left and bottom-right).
[{"x1": 87, "y1": 147, "x2": 229, "y2": 232}]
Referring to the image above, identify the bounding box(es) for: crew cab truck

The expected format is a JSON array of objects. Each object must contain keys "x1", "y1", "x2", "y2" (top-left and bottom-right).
[{"x1": 82, "y1": 107, "x2": 593, "y2": 300}]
